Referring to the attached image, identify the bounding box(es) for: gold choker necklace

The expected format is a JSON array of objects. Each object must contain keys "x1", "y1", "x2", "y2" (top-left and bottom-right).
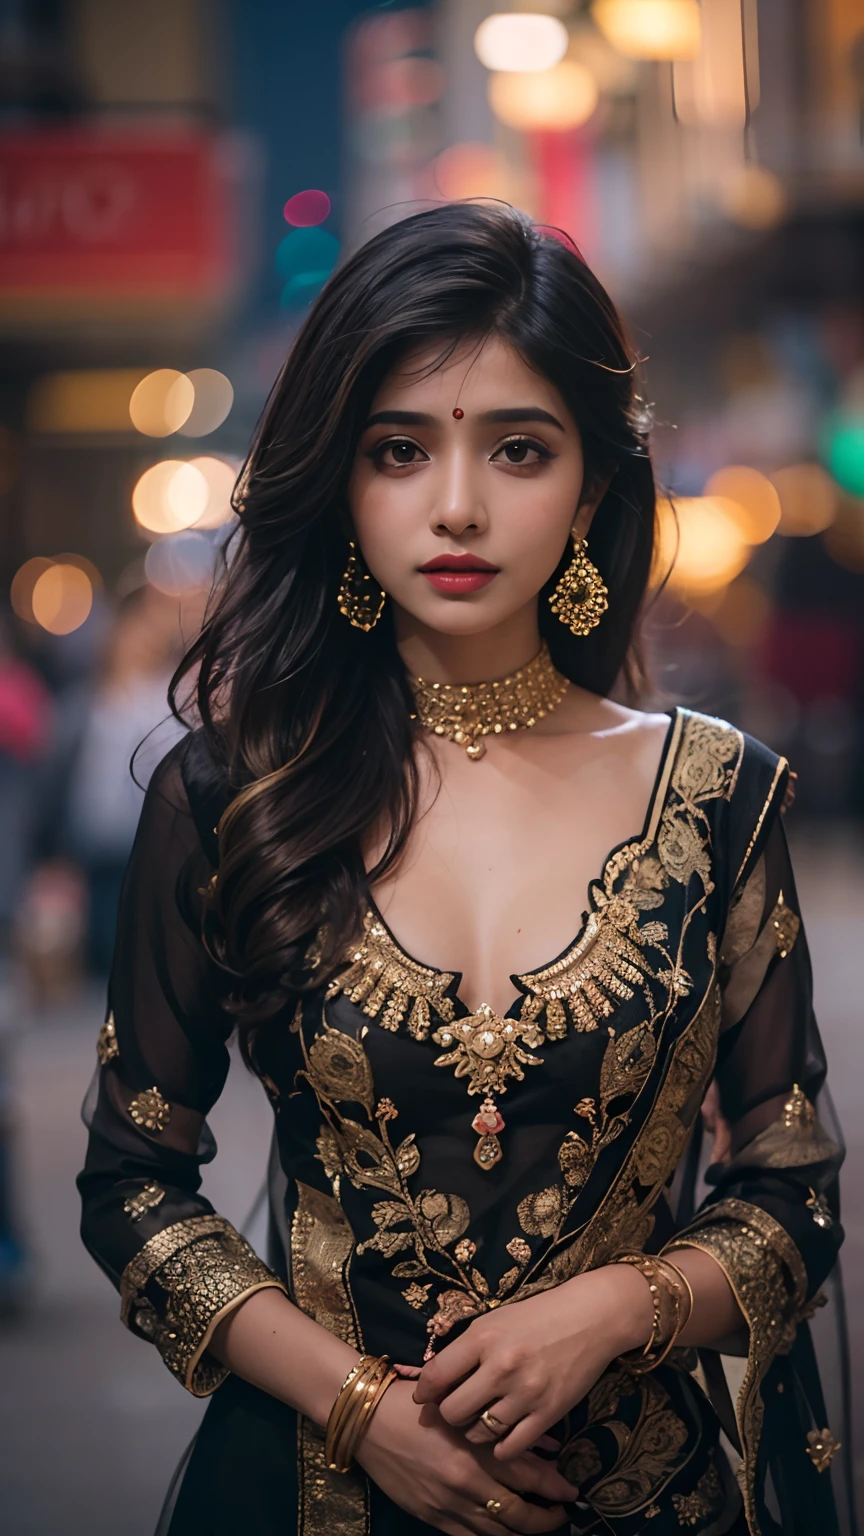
[{"x1": 410, "y1": 643, "x2": 569, "y2": 760}]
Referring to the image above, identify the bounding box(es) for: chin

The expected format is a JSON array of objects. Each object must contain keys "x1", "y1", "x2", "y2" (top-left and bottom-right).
[{"x1": 407, "y1": 598, "x2": 518, "y2": 636}]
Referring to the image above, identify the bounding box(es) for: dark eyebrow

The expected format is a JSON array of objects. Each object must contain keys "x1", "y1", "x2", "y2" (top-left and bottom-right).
[
  {"x1": 480, "y1": 407, "x2": 565, "y2": 430},
  {"x1": 364, "y1": 410, "x2": 435, "y2": 429}
]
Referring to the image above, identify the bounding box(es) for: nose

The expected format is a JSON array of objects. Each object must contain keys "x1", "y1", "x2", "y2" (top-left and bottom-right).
[{"x1": 431, "y1": 442, "x2": 488, "y2": 538}]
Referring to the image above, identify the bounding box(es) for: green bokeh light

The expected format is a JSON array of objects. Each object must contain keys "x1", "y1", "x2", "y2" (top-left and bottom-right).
[{"x1": 820, "y1": 413, "x2": 864, "y2": 497}]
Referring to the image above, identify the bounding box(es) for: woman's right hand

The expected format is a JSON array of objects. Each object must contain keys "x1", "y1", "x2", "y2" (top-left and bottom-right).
[{"x1": 356, "y1": 1380, "x2": 578, "y2": 1535}]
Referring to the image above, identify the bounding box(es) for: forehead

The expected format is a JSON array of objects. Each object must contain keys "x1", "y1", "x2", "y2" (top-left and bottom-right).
[{"x1": 371, "y1": 334, "x2": 574, "y2": 422}]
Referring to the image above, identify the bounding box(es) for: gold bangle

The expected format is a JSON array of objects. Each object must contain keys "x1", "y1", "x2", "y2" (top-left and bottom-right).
[
  {"x1": 326, "y1": 1354, "x2": 395, "y2": 1473},
  {"x1": 615, "y1": 1252, "x2": 692, "y2": 1373},
  {"x1": 331, "y1": 1357, "x2": 391, "y2": 1471},
  {"x1": 325, "y1": 1356, "x2": 378, "y2": 1471},
  {"x1": 344, "y1": 1362, "x2": 398, "y2": 1466},
  {"x1": 331, "y1": 1359, "x2": 396, "y2": 1473}
]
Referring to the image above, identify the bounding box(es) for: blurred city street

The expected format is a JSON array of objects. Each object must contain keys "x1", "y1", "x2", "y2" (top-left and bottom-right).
[{"x1": 0, "y1": 828, "x2": 862, "y2": 1536}]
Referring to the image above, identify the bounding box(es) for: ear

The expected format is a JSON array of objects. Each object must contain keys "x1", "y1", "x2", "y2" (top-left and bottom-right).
[{"x1": 573, "y1": 470, "x2": 614, "y2": 540}]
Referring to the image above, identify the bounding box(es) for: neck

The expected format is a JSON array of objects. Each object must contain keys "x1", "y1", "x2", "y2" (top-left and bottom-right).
[{"x1": 394, "y1": 603, "x2": 542, "y2": 684}]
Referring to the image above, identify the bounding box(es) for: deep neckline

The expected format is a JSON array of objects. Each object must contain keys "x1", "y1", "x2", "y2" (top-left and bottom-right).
[{"x1": 365, "y1": 706, "x2": 684, "y2": 1022}]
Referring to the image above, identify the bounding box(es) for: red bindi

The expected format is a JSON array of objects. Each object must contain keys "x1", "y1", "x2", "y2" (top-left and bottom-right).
[{"x1": 452, "y1": 407, "x2": 464, "y2": 419}]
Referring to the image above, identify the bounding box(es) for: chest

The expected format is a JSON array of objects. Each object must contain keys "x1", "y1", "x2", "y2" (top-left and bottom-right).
[{"x1": 371, "y1": 730, "x2": 670, "y2": 1015}]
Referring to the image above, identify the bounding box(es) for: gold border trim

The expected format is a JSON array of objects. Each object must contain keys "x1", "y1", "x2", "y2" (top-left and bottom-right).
[{"x1": 734, "y1": 758, "x2": 788, "y2": 889}]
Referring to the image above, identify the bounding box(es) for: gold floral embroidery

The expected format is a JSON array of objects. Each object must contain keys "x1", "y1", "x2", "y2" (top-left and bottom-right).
[
  {"x1": 771, "y1": 893, "x2": 800, "y2": 959},
  {"x1": 290, "y1": 1181, "x2": 368, "y2": 1535},
  {"x1": 120, "y1": 1214, "x2": 285, "y2": 1395},
  {"x1": 97, "y1": 1013, "x2": 119, "y2": 1064},
  {"x1": 558, "y1": 1369, "x2": 693, "y2": 1517},
  {"x1": 664, "y1": 1198, "x2": 808, "y2": 1535},
  {"x1": 123, "y1": 1181, "x2": 165, "y2": 1222},
  {"x1": 403, "y1": 1281, "x2": 432, "y2": 1308},
  {"x1": 731, "y1": 1084, "x2": 841, "y2": 1173},
  {"x1": 517, "y1": 854, "x2": 669, "y2": 1037},
  {"x1": 506, "y1": 1237, "x2": 531, "y2": 1266},
  {"x1": 513, "y1": 982, "x2": 721, "y2": 1300},
  {"x1": 432, "y1": 1005, "x2": 544, "y2": 1096},
  {"x1": 671, "y1": 1460, "x2": 724, "y2": 1526},
  {"x1": 327, "y1": 909, "x2": 456, "y2": 1040},
  {"x1": 299, "y1": 1012, "x2": 523, "y2": 1353},
  {"x1": 128, "y1": 1086, "x2": 171, "y2": 1133},
  {"x1": 806, "y1": 1427, "x2": 841, "y2": 1473}
]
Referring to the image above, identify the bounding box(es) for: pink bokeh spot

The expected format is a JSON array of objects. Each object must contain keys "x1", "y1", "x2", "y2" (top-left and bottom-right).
[{"x1": 283, "y1": 189, "x2": 331, "y2": 227}]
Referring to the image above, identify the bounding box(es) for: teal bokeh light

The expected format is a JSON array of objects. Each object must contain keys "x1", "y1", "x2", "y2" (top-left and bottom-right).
[
  {"x1": 820, "y1": 413, "x2": 864, "y2": 497},
  {"x1": 276, "y1": 227, "x2": 340, "y2": 308}
]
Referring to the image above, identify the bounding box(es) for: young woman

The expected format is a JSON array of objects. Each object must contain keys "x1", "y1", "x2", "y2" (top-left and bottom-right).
[{"x1": 79, "y1": 204, "x2": 847, "y2": 1536}]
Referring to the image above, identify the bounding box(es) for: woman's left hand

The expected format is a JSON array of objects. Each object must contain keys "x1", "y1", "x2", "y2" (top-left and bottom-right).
[{"x1": 413, "y1": 1262, "x2": 654, "y2": 1460}]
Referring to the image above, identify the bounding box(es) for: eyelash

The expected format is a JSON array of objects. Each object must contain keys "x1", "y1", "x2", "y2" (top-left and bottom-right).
[{"x1": 368, "y1": 435, "x2": 555, "y2": 467}]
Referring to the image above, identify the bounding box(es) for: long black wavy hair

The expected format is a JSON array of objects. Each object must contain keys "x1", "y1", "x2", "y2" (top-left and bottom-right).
[{"x1": 170, "y1": 203, "x2": 658, "y2": 1062}]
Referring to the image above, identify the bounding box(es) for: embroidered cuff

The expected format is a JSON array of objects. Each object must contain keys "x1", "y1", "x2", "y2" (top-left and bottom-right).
[
  {"x1": 120, "y1": 1214, "x2": 286, "y2": 1396},
  {"x1": 664, "y1": 1197, "x2": 807, "y2": 1536}
]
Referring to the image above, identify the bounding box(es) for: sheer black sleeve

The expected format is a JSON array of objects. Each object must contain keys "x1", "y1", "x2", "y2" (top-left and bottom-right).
[
  {"x1": 665, "y1": 798, "x2": 844, "y2": 1524},
  {"x1": 77, "y1": 739, "x2": 286, "y2": 1396}
]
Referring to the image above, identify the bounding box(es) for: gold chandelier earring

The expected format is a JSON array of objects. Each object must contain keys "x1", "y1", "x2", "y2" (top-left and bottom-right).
[
  {"x1": 549, "y1": 533, "x2": 609, "y2": 637},
  {"x1": 337, "y1": 541, "x2": 386, "y2": 632}
]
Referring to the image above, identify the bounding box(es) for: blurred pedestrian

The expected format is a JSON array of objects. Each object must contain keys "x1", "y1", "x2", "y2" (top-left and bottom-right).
[{"x1": 0, "y1": 613, "x2": 51, "y2": 1312}]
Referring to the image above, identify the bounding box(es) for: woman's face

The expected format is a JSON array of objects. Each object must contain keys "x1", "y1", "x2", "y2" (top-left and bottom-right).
[{"x1": 348, "y1": 335, "x2": 595, "y2": 640}]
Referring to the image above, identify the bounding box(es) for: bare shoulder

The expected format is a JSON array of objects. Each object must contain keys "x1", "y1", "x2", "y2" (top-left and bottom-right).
[{"x1": 545, "y1": 687, "x2": 671, "y2": 751}]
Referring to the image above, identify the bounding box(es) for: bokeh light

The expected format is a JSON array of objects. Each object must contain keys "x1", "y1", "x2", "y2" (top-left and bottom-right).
[
  {"x1": 474, "y1": 14, "x2": 569, "y2": 73},
  {"x1": 820, "y1": 414, "x2": 864, "y2": 497},
  {"x1": 11, "y1": 557, "x2": 53, "y2": 622},
  {"x1": 822, "y1": 496, "x2": 864, "y2": 572},
  {"x1": 177, "y1": 370, "x2": 234, "y2": 438},
  {"x1": 132, "y1": 461, "x2": 207, "y2": 534},
  {"x1": 186, "y1": 456, "x2": 238, "y2": 529},
  {"x1": 276, "y1": 227, "x2": 340, "y2": 306},
  {"x1": 145, "y1": 531, "x2": 216, "y2": 597},
  {"x1": 654, "y1": 495, "x2": 750, "y2": 597},
  {"x1": 703, "y1": 465, "x2": 781, "y2": 544},
  {"x1": 283, "y1": 189, "x2": 331, "y2": 227},
  {"x1": 710, "y1": 576, "x2": 772, "y2": 649},
  {"x1": 770, "y1": 463, "x2": 838, "y2": 536},
  {"x1": 129, "y1": 370, "x2": 195, "y2": 438},
  {"x1": 488, "y1": 60, "x2": 599, "y2": 132},
  {"x1": 719, "y1": 165, "x2": 786, "y2": 230},
  {"x1": 592, "y1": 0, "x2": 701, "y2": 60},
  {"x1": 434, "y1": 143, "x2": 513, "y2": 202},
  {"x1": 31, "y1": 563, "x2": 93, "y2": 635}
]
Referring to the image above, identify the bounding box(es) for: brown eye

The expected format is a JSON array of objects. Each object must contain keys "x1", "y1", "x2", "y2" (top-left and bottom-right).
[
  {"x1": 375, "y1": 438, "x2": 427, "y2": 467},
  {"x1": 492, "y1": 437, "x2": 551, "y2": 467}
]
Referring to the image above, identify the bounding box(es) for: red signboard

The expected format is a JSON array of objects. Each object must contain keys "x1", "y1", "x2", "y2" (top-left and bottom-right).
[{"x1": 0, "y1": 128, "x2": 242, "y2": 310}]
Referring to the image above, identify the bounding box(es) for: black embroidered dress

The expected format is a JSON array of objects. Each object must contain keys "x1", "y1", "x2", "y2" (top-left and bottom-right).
[{"x1": 78, "y1": 709, "x2": 849, "y2": 1536}]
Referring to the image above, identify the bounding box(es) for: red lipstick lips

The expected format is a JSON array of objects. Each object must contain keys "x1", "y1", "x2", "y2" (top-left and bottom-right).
[{"x1": 419, "y1": 552, "x2": 500, "y2": 595}]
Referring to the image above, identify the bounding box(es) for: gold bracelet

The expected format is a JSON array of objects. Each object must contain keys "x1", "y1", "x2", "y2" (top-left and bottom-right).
[
  {"x1": 325, "y1": 1356, "x2": 378, "y2": 1471},
  {"x1": 615, "y1": 1252, "x2": 693, "y2": 1373},
  {"x1": 331, "y1": 1358, "x2": 396, "y2": 1473},
  {"x1": 325, "y1": 1354, "x2": 396, "y2": 1473},
  {"x1": 331, "y1": 1357, "x2": 391, "y2": 1471}
]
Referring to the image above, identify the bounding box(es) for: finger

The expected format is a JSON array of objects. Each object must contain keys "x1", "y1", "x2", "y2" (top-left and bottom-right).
[
  {"x1": 414, "y1": 1333, "x2": 480, "y2": 1403},
  {"x1": 478, "y1": 1488, "x2": 568, "y2": 1535},
  {"x1": 463, "y1": 1403, "x2": 515, "y2": 1445},
  {"x1": 501, "y1": 1452, "x2": 580, "y2": 1503},
  {"x1": 532, "y1": 1434, "x2": 561, "y2": 1453},
  {"x1": 439, "y1": 1374, "x2": 505, "y2": 1430},
  {"x1": 493, "y1": 1410, "x2": 552, "y2": 1462}
]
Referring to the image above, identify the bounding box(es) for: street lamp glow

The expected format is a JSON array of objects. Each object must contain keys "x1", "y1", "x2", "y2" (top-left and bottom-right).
[
  {"x1": 488, "y1": 60, "x2": 599, "y2": 131},
  {"x1": 592, "y1": 0, "x2": 701, "y2": 61},
  {"x1": 474, "y1": 13, "x2": 569, "y2": 73}
]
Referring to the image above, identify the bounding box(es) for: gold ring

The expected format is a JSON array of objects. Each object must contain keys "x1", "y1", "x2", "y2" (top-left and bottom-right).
[
  {"x1": 480, "y1": 1409, "x2": 509, "y2": 1436},
  {"x1": 485, "y1": 1498, "x2": 504, "y2": 1515}
]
